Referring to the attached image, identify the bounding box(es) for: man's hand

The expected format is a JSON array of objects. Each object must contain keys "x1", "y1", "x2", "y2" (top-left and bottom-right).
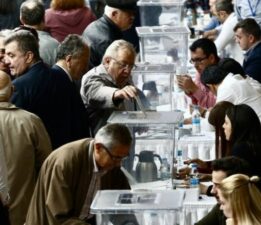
[
  {"x1": 184, "y1": 158, "x2": 209, "y2": 169},
  {"x1": 177, "y1": 75, "x2": 198, "y2": 94},
  {"x1": 113, "y1": 85, "x2": 137, "y2": 101},
  {"x1": 203, "y1": 29, "x2": 218, "y2": 41}
]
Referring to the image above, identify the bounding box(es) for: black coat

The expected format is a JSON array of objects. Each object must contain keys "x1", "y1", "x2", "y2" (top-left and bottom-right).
[
  {"x1": 11, "y1": 62, "x2": 90, "y2": 149},
  {"x1": 49, "y1": 65, "x2": 90, "y2": 149},
  {"x1": 243, "y1": 41, "x2": 261, "y2": 83},
  {"x1": 82, "y1": 14, "x2": 123, "y2": 68}
]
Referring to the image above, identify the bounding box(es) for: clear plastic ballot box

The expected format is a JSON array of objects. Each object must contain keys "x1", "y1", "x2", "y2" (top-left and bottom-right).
[
  {"x1": 90, "y1": 189, "x2": 185, "y2": 225},
  {"x1": 107, "y1": 111, "x2": 184, "y2": 188},
  {"x1": 137, "y1": 0, "x2": 185, "y2": 26},
  {"x1": 131, "y1": 63, "x2": 188, "y2": 111},
  {"x1": 136, "y1": 26, "x2": 189, "y2": 64}
]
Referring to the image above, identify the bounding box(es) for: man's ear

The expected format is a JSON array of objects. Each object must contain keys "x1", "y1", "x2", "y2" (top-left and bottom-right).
[
  {"x1": 94, "y1": 143, "x2": 103, "y2": 153},
  {"x1": 65, "y1": 54, "x2": 72, "y2": 68},
  {"x1": 248, "y1": 34, "x2": 256, "y2": 44},
  {"x1": 209, "y1": 54, "x2": 216, "y2": 64},
  {"x1": 111, "y1": 9, "x2": 119, "y2": 18},
  {"x1": 25, "y1": 51, "x2": 35, "y2": 64},
  {"x1": 103, "y1": 56, "x2": 111, "y2": 68}
]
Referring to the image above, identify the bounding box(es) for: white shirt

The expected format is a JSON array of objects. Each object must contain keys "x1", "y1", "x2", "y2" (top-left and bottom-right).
[
  {"x1": 235, "y1": 0, "x2": 261, "y2": 28},
  {"x1": 215, "y1": 12, "x2": 244, "y2": 64},
  {"x1": 217, "y1": 73, "x2": 261, "y2": 121}
]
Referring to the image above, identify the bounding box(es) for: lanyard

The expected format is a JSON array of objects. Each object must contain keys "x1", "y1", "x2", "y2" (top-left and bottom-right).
[{"x1": 247, "y1": 0, "x2": 261, "y2": 16}]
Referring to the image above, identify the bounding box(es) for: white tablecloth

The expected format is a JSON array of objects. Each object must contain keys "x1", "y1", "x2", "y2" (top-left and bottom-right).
[{"x1": 181, "y1": 189, "x2": 217, "y2": 225}]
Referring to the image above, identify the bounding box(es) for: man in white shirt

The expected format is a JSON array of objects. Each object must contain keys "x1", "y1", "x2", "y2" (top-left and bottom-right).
[
  {"x1": 201, "y1": 58, "x2": 261, "y2": 121},
  {"x1": 214, "y1": 0, "x2": 243, "y2": 63}
]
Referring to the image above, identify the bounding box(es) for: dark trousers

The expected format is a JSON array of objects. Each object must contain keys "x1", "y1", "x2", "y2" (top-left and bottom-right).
[{"x1": 0, "y1": 200, "x2": 10, "y2": 225}]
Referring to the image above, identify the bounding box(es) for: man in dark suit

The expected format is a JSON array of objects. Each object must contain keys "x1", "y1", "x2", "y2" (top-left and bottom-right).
[
  {"x1": 5, "y1": 30, "x2": 89, "y2": 149},
  {"x1": 50, "y1": 34, "x2": 90, "y2": 148},
  {"x1": 5, "y1": 29, "x2": 55, "y2": 141},
  {"x1": 234, "y1": 18, "x2": 261, "y2": 83}
]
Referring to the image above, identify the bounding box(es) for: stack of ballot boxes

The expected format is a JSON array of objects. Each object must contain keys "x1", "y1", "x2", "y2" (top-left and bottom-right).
[{"x1": 136, "y1": 0, "x2": 190, "y2": 113}]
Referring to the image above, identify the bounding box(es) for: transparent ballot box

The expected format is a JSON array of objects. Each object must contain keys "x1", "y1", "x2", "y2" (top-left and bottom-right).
[
  {"x1": 137, "y1": 0, "x2": 185, "y2": 26},
  {"x1": 177, "y1": 132, "x2": 216, "y2": 161},
  {"x1": 91, "y1": 189, "x2": 185, "y2": 225},
  {"x1": 107, "y1": 111, "x2": 184, "y2": 188},
  {"x1": 132, "y1": 63, "x2": 188, "y2": 111},
  {"x1": 132, "y1": 63, "x2": 174, "y2": 111},
  {"x1": 136, "y1": 26, "x2": 189, "y2": 64}
]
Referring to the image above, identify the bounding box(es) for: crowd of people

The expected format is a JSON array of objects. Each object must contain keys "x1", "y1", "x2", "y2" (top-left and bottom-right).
[{"x1": 0, "y1": 0, "x2": 261, "y2": 225}]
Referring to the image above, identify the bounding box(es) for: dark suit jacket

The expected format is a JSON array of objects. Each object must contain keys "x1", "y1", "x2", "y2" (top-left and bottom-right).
[
  {"x1": 11, "y1": 61, "x2": 54, "y2": 137},
  {"x1": 50, "y1": 65, "x2": 90, "y2": 148},
  {"x1": 11, "y1": 62, "x2": 89, "y2": 149},
  {"x1": 243, "y1": 42, "x2": 261, "y2": 83}
]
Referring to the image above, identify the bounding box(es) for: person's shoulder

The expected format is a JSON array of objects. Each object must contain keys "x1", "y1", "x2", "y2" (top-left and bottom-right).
[
  {"x1": 51, "y1": 138, "x2": 92, "y2": 162},
  {"x1": 82, "y1": 65, "x2": 104, "y2": 79},
  {"x1": 38, "y1": 31, "x2": 59, "y2": 45},
  {"x1": 84, "y1": 16, "x2": 109, "y2": 34},
  {"x1": 250, "y1": 42, "x2": 261, "y2": 55}
]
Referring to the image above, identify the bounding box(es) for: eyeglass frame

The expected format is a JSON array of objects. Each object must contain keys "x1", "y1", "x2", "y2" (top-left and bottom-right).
[
  {"x1": 189, "y1": 56, "x2": 209, "y2": 65},
  {"x1": 101, "y1": 144, "x2": 129, "y2": 161},
  {"x1": 110, "y1": 57, "x2": 137, "y2": 70}
]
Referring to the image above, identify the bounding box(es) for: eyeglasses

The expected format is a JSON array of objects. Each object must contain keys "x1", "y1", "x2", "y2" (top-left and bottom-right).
[
  {"x1": 111, "y1": 57, "x2": 137, "y2": 70},
  {"x1": 189, "y1": 56, "x2": 208, "y2": 64},
  {"x1": 102, "y1": 144, "x2": 129, "y2": 161}
]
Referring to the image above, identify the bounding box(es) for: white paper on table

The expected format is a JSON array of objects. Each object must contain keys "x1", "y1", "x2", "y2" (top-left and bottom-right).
[{"x1": 131, "y1": 179, "x2": 173, "y2": 190}]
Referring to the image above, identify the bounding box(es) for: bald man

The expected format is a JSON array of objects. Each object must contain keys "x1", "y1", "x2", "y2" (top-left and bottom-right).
[{"x1": 0, "y1": 71, "x2": 52, "y2": 225}]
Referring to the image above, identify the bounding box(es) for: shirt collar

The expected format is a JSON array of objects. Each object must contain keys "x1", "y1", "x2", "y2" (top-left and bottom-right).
[
  {"x1": 55, "y1": 64, "x2": 73, "y2": 82},
  {"x1": 91, "y1": 140, "x2": 107, "y2": 175},
  {"x1": 244, "y1": 40, "x2": 261, "y2": 58}
]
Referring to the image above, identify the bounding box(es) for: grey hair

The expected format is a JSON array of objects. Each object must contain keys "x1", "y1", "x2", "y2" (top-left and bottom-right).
[
  {"x1": 95, "y1": 123, "x2": 132, "y2": 151},
  {"x1": 4, "y1": 30, "x2": 40, "y2": 60},
  {"x1": 56, "y1": 34, "x2": 89, "y2": 60},
  {"x1": 102, "y1": 39, "x2": 136, "y2": 62}
]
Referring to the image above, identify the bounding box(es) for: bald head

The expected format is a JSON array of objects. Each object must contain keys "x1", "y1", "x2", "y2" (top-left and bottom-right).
[{"x1": 0, "y1": 71, "x2": 12, "y2": 101}]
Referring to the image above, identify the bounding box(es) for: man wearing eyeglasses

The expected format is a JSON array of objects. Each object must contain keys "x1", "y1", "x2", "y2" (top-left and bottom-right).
[
  {"x1": 81, "y1": 39, "x2": 146, "y2": 136},
  {"x1": 177, "y1": 38, "x2": 219, "y2": 109},
  {"x1": 26, "y1": 123, "x2": 132, "y2": 225}
]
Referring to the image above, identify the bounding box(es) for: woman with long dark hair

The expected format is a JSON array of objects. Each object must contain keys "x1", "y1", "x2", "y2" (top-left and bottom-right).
[
  {"x1": 208, "y1": 101, "x2": 234, "y2": 158},
  {"x1": 223, "y1": 104, "x2": 261, "y2": 177}
]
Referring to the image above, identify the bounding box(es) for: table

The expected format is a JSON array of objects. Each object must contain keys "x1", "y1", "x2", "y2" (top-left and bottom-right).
[
  {"x1": 130, "y1": 179, "x2": 217, "y2": 225},
  {"x1": 180, "y1": 189, "x2": 217, "y2": 225}
]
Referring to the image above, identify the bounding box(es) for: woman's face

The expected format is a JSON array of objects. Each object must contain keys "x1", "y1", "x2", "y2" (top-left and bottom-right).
[
  {"x1": 218, "y1": 189, "x2": 233, "y2": 218},
  {"x1": 223, "y1": 115, "x2": 232, "y2": 140}
]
